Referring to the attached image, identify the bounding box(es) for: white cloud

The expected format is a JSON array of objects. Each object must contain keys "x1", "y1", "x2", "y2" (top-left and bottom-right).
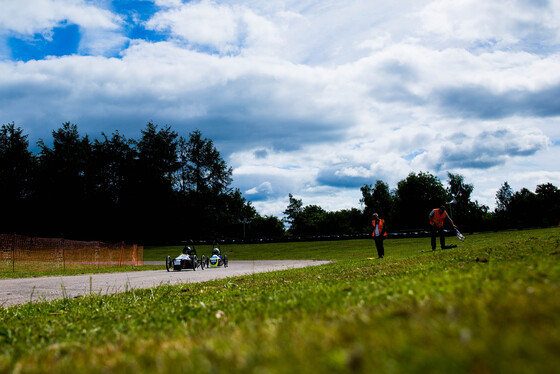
[
  {"x1": 0, "y1": 0, "x2": 126, "y2": 57},
  {"x1": 417, "y1": 0, "x2": 560, "y2": 49},
  {"x1": 153, "y1": 0, "x2": 183, "y2": 7},
  {"x1": 145, "y1": 0, "x2": 286, "y2": 56},
  {"x1": 146, "y1": 0, "x2": 239, "y2": 52},
  {"x1": 245, "y1": 181, "x2": 273, "y2": 196},
  {"x1": 0, "y1": 0, "x2": 121, "y2": 34},
  {"x1": 1, "y1": 0, "x2": 560, "y2": 217}
]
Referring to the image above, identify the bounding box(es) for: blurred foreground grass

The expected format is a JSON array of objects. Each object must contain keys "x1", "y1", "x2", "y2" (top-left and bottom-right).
[{"x1": 1, "y1": 227, "x2": 559, "y2": 373}]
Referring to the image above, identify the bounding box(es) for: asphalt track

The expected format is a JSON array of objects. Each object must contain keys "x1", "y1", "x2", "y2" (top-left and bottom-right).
[{"x1": 0, "y1": 260, "x2": 329, "y2": 308}]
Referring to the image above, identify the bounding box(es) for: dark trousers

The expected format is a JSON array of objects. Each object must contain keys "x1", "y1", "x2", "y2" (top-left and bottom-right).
[
  {"x1": 431, "y1": 225, "x2": 445, "y2": 250},
  {"x1": 374, "y1": 237, "x2": 385, "y2": 258}
]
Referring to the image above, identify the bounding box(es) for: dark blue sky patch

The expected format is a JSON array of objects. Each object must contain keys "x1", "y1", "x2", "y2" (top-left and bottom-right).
[
  {"x1": 523, "y1": 84, "x2": 560, "y2": 117},
  {"x1": 436, "y1": 127, "x2": 547, "y2": 171},
  {"x1": 186, "y1": 113, "x2": 345, "y2": 155},
  {"x1": 370, "y1": 83, "x2": 424, "y2": 104},
  {"x1": 8, "y1": 24, "x2": 80, "y2": 61},
  {"x1": 254, "y1": 149, "x2": 268, "y2": 159},
  {"x1": 519, "y1": 0, "x2": 549, "y2": 8},
  {"x1": 435, "y1": 84, "x2": 560, "y2": 119},
  {"x1": 444, "y1": 158, "x2": 505, "y2": 169},
  {"x1": 316, "y1": 167, "x2": 374, "y2": 189}
]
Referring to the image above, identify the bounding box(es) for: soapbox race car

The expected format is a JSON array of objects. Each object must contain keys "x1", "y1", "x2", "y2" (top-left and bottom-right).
[
  {"x1": 205, "y1": 245, "x2": 228, "y2": 268},
  {"x1": 166, "y1": 245, "x2": 206, "y2": 272}
]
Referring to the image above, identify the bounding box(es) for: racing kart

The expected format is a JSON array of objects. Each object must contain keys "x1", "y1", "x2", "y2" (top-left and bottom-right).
[
  {"x1": 205, "y1": 243, "x2": 228, "y2": 268},
  {"x1": 166, "y1": 244, "x2": 206, "y2": 272}
]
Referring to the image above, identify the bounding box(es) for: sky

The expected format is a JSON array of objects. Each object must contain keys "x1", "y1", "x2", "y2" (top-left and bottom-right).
[{"x1": 1, "y1": 0, "x2": 560, "y2": 218}]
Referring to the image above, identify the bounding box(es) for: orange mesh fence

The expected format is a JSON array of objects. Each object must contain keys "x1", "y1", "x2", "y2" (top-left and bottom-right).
[{"x1": 0, "y1": 234, "x2": 143, "y2": 273}]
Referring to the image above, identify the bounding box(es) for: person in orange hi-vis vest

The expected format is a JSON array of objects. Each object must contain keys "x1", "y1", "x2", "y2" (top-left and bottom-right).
[
  {"x1": 429, "y1": 205, "x2": 456, "y2": 250},
  {"x1": 371, "y1": 213, "x2": 387, "y2": 258}
]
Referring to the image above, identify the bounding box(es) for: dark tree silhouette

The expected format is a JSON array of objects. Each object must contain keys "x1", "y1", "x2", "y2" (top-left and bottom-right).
[
  {"x1": 4, "y1": 121, "x2": 560, "y2": 243},
  {"x1": 0, "y1": 122, "x2": 35, "y2": 234},
  {"x1": 34, "y1": 122, "x2": 92, "y2": 238},
  {"x1": 360, "y1": 180, "x2": 393, "y2": 224},
  {"x1": 392, "y1": 172, "x2": 448, "y2": 229},
  {"x1": 446, "y1": 172, "x2": 488, "y2": 232}
]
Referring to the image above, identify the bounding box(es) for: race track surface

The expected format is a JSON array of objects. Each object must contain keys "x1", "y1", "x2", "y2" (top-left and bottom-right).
[{"x1": 0, "y1": 260, "x2": 329, "y2": 308}]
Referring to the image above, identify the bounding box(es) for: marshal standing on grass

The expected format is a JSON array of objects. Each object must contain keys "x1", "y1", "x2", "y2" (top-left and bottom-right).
[
  {"x1": 371, "y1": 213, "x2": 387, "y2": 258},
  {"x1": 429, "y1": 205, "x2": 456, "y2": 251}
]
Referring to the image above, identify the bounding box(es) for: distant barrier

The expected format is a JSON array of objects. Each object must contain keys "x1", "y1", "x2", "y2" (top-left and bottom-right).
[
  {"x1": 208, "y1": 229, "x2": 456, "y2": 245},
  {"x1": 0, "y1": 234, "x2": 143, "y2": 273}
]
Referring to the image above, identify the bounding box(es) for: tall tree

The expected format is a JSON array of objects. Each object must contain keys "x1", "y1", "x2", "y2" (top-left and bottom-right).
[
  {"x1": 360, "y1": 180, "x2": 393, "y2": 223},
  {"x1": 495, "y1": 182, "x2": 513, "y2": 212},
  {"x1": 135, "y1": 122, "x2": 180, "y2": 192},
  {"x1": 133, "y1": 123, "x2": 180, "y2": 242},
  {"x1": 175, "y1": 129, "x2": 235, "y2": 240},
  {"x1": 34, "y1": 122, "x2": 92, "y2": 238},
  {"x1": 296, "y1": 204, "x2": 326, "y2": 236},
  {"x1": 508, "y1": 188, "x2": 538, "y2": 228},
  {"x1": 0, "y1": 123, "x2": 35, "y2": 233},
  {"x1": 447, "y1": 173, "x2": 473, "y2": 205},
  {"x1": 89, "y1": 131, "x2": 137, "y2": 241},
  {"x1": 446, "y1": 172, "x2": 487, "y2": 231},
  {"x1": 90, "y1": 131, "x2": 135, "y2": 205},
  {"x1": 535, "y1": 183, "x2": 560, "y2": 226},
  {"x1": 179, "y1": 129, "x2": 232, "y2": 194},
  {"x1": 393, "y1": 171, "x2": 448, "y2": 229},
  {"x1": 283, "y1": 193, "x2": 303, "y2": 234}
]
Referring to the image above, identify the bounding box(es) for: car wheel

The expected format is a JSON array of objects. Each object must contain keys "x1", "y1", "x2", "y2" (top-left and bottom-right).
[{"x1": 165, "y1": 256, "x2": 172, "y2": 272}]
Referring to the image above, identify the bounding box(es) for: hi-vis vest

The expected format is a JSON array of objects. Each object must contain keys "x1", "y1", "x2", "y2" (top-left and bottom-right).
[
  {"x1": 430, "y1": 209, "x2": 447, "y2": 227},
  {"x1": 372, "y1": 219, "x2": 387, "y2": 237}
]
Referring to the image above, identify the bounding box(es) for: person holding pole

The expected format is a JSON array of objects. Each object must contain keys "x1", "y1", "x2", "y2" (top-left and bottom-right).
[{"x1": 429, "y1": 205, "x2": 456, "y2": 251}]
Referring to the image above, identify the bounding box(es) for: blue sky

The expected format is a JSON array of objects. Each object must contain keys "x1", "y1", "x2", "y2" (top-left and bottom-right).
[{"x1": 1, "y1": 0, "x2": 560, "y2": 217}]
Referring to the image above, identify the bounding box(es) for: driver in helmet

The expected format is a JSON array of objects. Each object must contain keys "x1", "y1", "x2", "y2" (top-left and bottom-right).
[
  {"x1": 212, "y1": 247, "x2": 220, "y2": 256},
  {"x1": 183, "y1": 246, "x2": 197, "y2": 257}
]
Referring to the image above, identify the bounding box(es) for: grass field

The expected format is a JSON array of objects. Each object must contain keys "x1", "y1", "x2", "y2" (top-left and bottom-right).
[
  {"x1": 0, "y1": 265, "x2": 164, "y2": 279},
  {"x1": 1, "y1": 227, "x2": 559, "y2": 373}
]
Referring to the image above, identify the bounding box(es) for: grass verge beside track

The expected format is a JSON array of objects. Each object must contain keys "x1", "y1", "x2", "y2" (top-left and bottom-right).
[
  {"x1": 0, "y1": 265, "x2": 162, "y2": 279},
  {"x1": 1, "y1": 227, "x2": 559, "y2": 373}
]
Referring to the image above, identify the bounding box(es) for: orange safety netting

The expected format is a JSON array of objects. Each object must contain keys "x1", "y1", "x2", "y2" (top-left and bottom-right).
[{"x1": 0, "y1": 234, "x2": 143, "y2": 273}]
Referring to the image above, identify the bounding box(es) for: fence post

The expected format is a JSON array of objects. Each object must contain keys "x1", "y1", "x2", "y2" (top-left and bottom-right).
[
  {"x1": 11, "y1": 233, "x2": 15, "y2": 273},
  {"x1": 119, "y1": 241, "x2": 124, "y2": 267},
  {"x1": 61, "y1": 238, "x2": 66, "y2": 272},
  {"x1": 132, "y1": 244, "x2": 137, "y2": 266}
]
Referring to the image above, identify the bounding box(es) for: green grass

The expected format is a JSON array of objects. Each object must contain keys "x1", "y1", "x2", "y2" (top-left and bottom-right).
[
  {"x1": 0, "y1": 265, "x2": 162, "y2": 279},
  {"x1": 1, "y1": 228, "x2": 559, "y2": 373},
  {"x1": 145, "y1": 233, "x2": 446, "y2": 261},
  {"x1": 145, "y1": 228, "x2": 556, "y2": 261}
]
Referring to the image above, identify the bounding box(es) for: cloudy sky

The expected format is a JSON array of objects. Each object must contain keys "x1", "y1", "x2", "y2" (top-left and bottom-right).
[{"x1": 1, "y1": 0, "x2": 559, "y2": 217}]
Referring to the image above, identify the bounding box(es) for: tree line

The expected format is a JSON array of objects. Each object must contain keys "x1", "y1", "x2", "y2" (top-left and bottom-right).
[
  {"x1": 284, "y1": 171, "x2": 560, "y2": 237},
  {"x1": 2, "y1": 122, "x2": 559, "y2": 243},
  {"x1": 0, "y1": 122, "x2": 284, "y2": 244}
]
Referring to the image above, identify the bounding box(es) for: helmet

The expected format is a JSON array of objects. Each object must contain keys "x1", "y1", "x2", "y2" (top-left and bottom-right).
[
  {"x1": 182, "y1": 246, "x2": 191, "y2": 255},
  {"x1": 212, "y1": 248, "x2": 220, "y2": 255}
]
